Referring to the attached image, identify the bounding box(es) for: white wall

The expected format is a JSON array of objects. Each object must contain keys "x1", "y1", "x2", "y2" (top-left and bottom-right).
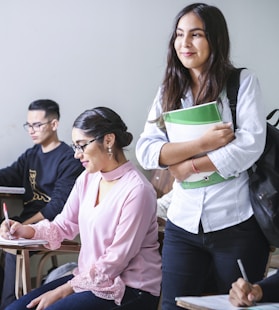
[{"x1": 0, "y1": 0, "x2": 278, "y2": 168}]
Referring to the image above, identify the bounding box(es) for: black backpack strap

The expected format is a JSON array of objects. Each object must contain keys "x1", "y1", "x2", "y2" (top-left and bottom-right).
[
  {"x1": 267, "y1": 109, "x2": 279, "y2": 127},
  {"x1": 226, "y1": 68, "x2": 245, "y2": 128}
]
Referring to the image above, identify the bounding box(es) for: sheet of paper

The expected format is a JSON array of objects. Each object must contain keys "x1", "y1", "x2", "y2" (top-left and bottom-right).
[
  {"x1": 0, "y1": 236, "x2": 47, "y2": 246},
  {"x1": 176, "y1": 295, "x2": 279, "y2": 310}
]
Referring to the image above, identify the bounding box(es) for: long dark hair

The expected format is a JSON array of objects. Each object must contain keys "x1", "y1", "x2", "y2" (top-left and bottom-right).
[
  {"x1": 161, "y1": 3, "x2": 234, "y2": 113},
  {"x1": 73, "y1": 107, "x2": 133, "y2": 161}
]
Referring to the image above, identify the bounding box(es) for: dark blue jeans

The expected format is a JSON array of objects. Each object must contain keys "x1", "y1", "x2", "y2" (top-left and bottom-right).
[
  {"x1": 0, "y1": 255, "x2": 3, "y2": 303},
  {"x1": 0, "y1": 252, "x2": 17, "y2": 310},
  {"x1": 6, "y1": 275, "x2": 159, "y2": 310},
  {"x1": 161, "y1": 216, "x2": 270, "y2": 310}
]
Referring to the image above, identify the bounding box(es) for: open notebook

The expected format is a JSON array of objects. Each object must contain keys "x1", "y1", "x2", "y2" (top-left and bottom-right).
[{"x1": 0, "y1": 236, "x2": 47, "y2": 246}]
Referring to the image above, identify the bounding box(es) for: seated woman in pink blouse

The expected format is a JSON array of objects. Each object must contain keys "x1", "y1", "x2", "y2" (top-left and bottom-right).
[{"x1": 0, "y1": 107, "x2": 162, "y2": 310}]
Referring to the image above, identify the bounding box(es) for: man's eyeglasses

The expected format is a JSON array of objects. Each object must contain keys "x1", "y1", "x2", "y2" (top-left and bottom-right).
[
  {"x1": 23, "y1": 120, "x2": 53, "y2": 132},
  {"x1": 71, "y1": 138, "x2": 98, "y2": 153}
]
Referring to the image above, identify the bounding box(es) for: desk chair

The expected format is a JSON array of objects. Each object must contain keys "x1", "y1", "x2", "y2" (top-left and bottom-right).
[
  {"x1": 270, "y1": 252, "x2": 279, "y2": 269},
  {"x1": 264, "y1": 246, "x2": 279, "y2": 278},
  {"x1": 150, "y1": 169, "x2": 174, "y2": 199}
]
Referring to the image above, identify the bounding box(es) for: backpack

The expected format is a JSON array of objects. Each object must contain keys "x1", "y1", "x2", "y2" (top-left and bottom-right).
[
  {"x1": 227, "y1": 68, "x2": 279, "y2": 247},
  {"x1": 43, "y1": 262, "x2": 78, "y2": 285}
]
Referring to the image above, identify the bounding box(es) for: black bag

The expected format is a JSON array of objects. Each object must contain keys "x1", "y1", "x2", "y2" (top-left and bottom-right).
[{"x1": 227, "y1": 69, "x2": 279, "y2": 247}]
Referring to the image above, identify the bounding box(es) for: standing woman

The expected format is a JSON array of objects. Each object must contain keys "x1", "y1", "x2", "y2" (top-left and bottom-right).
[
  {"x1": 1, "y1": 107, "x2": 161, "y2": 310},
  {"x1": 136, "y1": 3, "x2": 269, "y2": 310}
]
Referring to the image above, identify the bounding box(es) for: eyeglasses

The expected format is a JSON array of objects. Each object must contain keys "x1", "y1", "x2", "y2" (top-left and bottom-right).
[
  {"x1": 23, "y1": 120, "x2": 53, "y2": 132},
  {"x1": 71, "y1": 138, "x2": 97, "y2": 153}
]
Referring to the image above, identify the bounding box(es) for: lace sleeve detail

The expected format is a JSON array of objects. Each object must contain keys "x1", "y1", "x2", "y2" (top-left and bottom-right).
[
  {"x1": 69, "y1": 266, "x2": 126, "y2": 305},
  {"x1": 31, "y1": 220, "x2": 63, "y2": 250}
]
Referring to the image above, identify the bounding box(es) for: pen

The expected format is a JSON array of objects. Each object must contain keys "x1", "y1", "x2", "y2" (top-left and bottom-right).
[
  {"x1": 237, "y1": 259, "x2": 256, "y2": 306},
  {"x1": 2, "y1": 202, "x2": 12, "y2": 239},
  {"x1": 237, "y1": 259, "x2": 249, "y2": 281}
]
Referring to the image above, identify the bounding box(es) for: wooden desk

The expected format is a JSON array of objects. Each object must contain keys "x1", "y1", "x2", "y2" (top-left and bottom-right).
[
  {"x1": 0, "y1": 186, "x2": 25, "y2": 198},
  {"x1": 2, "y1": 241, "x2": 80, "y2": 298}
]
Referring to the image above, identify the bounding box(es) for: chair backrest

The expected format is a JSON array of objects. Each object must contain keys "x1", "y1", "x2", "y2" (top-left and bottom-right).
[
  {"x1": 150, "y1": 169, "x2": 174, "y2": 198},
  {"x1": 150, "y1": 169, "x2": 174, "y2": 257}
]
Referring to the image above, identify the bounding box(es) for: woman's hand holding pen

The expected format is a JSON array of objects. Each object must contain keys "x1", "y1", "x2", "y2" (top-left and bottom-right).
[
  {"x1": 0, "y1": 219, "x2": 35, "y2": 240},
  {"x1": 0, "y1": 218, "x2": 16, "y2": 239},
  {"x1": 229, "y1": 277, "x2": 263, "y2": 307}
]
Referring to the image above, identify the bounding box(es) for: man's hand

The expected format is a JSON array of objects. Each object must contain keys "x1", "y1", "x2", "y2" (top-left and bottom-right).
[{"x1": 229, "y1": 277, "x2": 263, "y2": 307}]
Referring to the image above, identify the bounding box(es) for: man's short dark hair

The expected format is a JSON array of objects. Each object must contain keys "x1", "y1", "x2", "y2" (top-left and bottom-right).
[{"x1": 28, "y1": 99, "x2": 60, "y2": 120}]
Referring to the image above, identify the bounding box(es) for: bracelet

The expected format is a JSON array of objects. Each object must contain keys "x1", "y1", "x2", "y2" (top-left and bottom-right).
[{"x1": 191, "y1": 158, "x2": 200, "y2": 174}]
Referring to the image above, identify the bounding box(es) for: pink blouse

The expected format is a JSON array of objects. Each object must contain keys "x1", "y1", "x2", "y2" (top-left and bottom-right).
[{"x1": 32, "y1": 161, "x2": 162, "y2": 305}]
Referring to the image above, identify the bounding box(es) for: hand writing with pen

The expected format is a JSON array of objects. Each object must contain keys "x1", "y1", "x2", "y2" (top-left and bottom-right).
[
  {"x1": 0, "y1": 220, "x2": 35, "y2": 240},
  {"x1": 1, "y1": 203, "x2": 35, "y2": 240},
  {"x1": 2, "y1": 202, "x2": 15, "y2": 239},
  {"x1": 229, "y1": 259, "x2": 261, "y2": 307},
  {"x1": 229, "y1": 277, "x2": 263, "y2": 307}
]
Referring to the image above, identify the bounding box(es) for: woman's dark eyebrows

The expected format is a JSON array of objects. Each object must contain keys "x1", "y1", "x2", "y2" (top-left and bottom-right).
[
  {"x1": 189, "y1": 27, "x2": 205, "y2": 32},
  {"x1": 176, "y1": 27, "x2": 205, "y2": 32}
]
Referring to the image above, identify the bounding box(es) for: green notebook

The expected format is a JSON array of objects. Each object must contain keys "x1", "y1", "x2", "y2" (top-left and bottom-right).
[
  {"x1": 163, "y1": 101, "x2": 222, "y2": 142},
  {"x1": 163, "y1": 101, "x2": 226, "y2": 187}
]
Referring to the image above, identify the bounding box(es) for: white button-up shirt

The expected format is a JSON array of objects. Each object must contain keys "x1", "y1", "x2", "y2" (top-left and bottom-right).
[{"x1": 136, "y1": 69, "x2": 266, "y2": 233}]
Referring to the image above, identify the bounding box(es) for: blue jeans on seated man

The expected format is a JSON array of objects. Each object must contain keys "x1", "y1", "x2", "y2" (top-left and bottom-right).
[
  {"x1": 0, "y1": 255, "x2": 4, "y2": 303},
  {"x1": 6, "y1": 274, "x2": 160, "y2": 310},
  {"x1": 0, "y1": 252, "x2": 18, "y2": 310}
]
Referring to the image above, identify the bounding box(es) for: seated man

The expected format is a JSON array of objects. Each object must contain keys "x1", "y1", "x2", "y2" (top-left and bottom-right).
[
  {"x1": 0, "y1": 99, "x2": 84, "y2": 309},
  {"x1": 229, "y1": 270, "x2": 279, "y2": 306}
]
